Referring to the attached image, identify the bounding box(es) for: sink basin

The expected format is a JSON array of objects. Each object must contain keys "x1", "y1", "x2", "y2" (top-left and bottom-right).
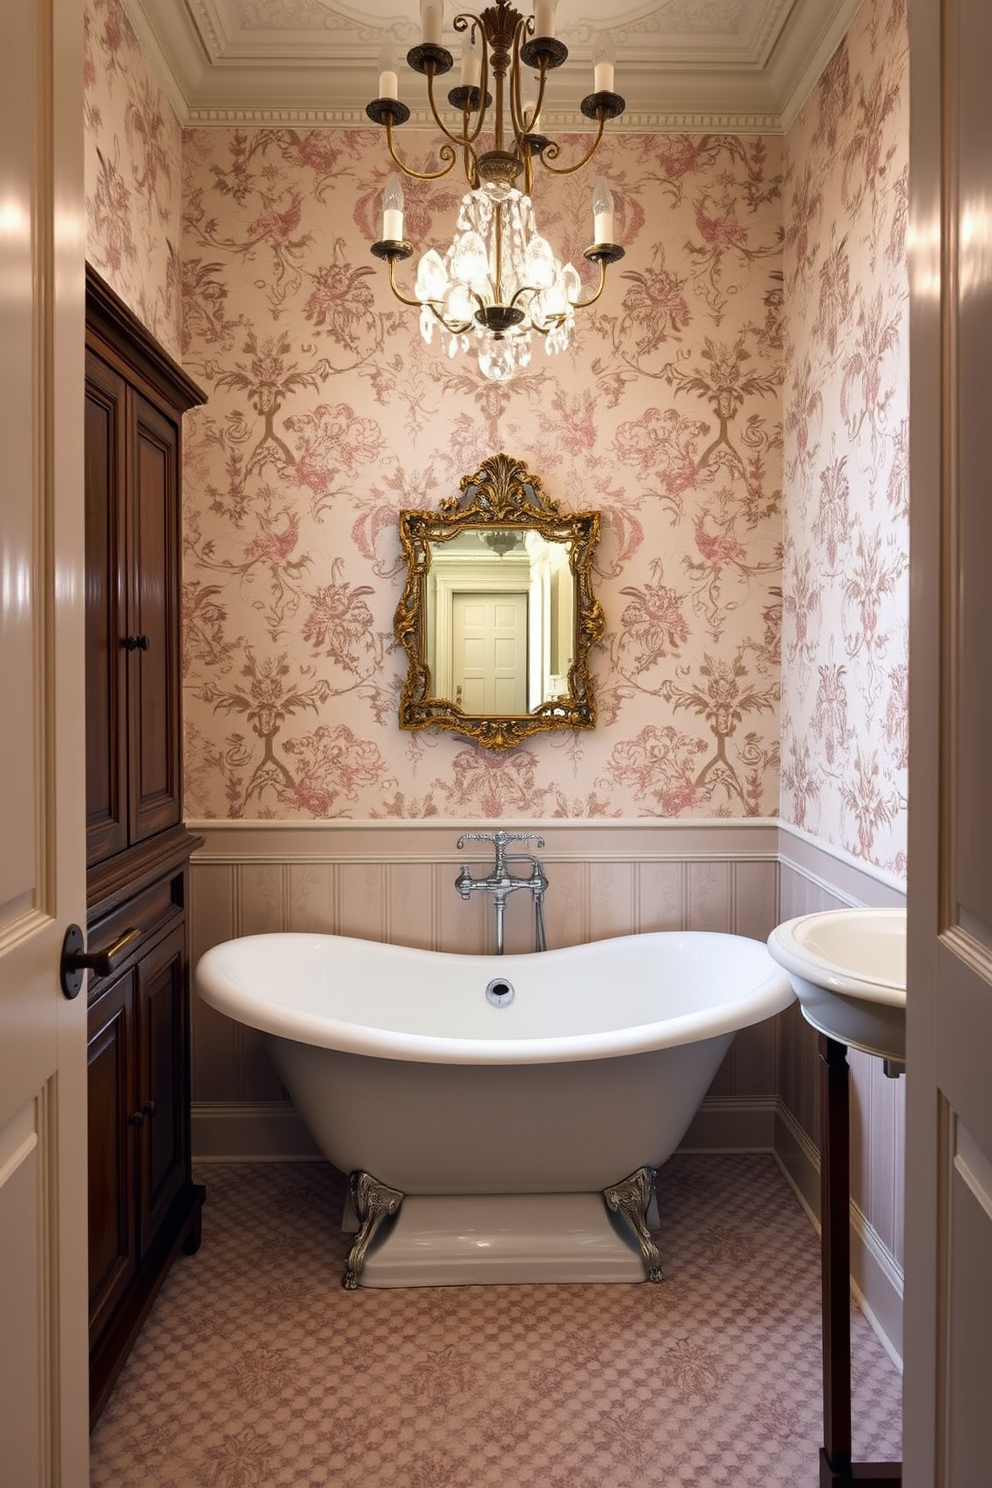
[{"x1": 767, "y1": 908, "x2": 906, "y2": 1066}]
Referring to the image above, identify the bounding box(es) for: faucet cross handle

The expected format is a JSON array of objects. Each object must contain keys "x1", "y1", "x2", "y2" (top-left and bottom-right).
[
  {"x1": 455, "y1": 832, "x2": 546, "y2": 849},
  {"x1": 456, "y1": 830, "x2": 546, "y2": 873}
]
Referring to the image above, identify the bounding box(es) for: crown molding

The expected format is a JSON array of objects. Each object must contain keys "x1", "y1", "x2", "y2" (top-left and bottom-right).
[
  {"x1": 775, "y1": 0, "x2": 865, "y2": 134},
  {"x1": 179, "y1": 102, "x2": 786, "y2": 132},
  {"x1": 120, "y1": 0, "x2": 863, "y2": 135}
]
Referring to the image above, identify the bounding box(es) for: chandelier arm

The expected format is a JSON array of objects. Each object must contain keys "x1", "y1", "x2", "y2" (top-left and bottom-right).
[
  {"x1": 463, "y1": 140, "x2": 481, "y2": 190},
  {"x1": 424, "y1": 299, "x2": 474, "y2": 335},
  {"x1": 508, "y1": 25, "x2": 547, "y2": 141},
  {"x1": 454, "y1": 19, "x2": 491, "y2": 149},
  {"x1": 506, "y1": 281, "x2": 542, "y2": 311},
  {"x1": 537, "y1": 114, "x2": 608, "y2": 177},
  {"x1": 384, "y1": 115, "x2": 458, "y2": 181},
  {"x1": 425, "y1": 65, "x2": 484, "y2": 152},
  {"x1": 521, "y1": 145, "x2": 534, "y2": 196},
  {"x1": 565, "y1": 256, "x2": 609, "y2": 311},
  {"x1": 383, "y1": 256, "x2": 427, "y2": 309},
  {"x1": 382, "y1": 267, "x2": 479, "y2": 336}
]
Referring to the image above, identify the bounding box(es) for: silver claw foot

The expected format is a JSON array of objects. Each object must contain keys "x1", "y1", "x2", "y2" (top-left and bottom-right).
[
  {"x1": 603, "y1": 1166, "x2": 664, "y2": 1283},
  {"x1": 343, "y1": 1171, "x2": 404, "y2": 1289}
]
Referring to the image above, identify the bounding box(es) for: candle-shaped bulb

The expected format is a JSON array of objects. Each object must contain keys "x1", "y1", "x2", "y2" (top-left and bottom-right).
[
  {"x1": 460, "y1": 27, "x2": 481, "y2": 88},
  {"x1": 420, "y1": 0, "x2": 444, "y2": 46},
  {"x1": 592, "y1": 177, "x2": 615, "y2": 245},
  {"x1": 381, "y1": 172, "x2": 405, "y2": 242},
  {"x1": 533, "y1": 0, "x2": 558, "y2": 40},
  {"x1": 592, "y1": 31, "x2": 616, "y2": 94},
  {"x1": 377, "y1": 40, "x2": 399, "y2": 101}
]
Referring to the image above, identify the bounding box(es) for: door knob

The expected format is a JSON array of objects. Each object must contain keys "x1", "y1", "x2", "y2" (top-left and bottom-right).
[{"x1": 60, "y1": 924, "x2": 142, "y2": 999}]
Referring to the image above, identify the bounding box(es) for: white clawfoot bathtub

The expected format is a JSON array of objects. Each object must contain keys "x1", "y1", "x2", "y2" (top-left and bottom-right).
[{"x1": 195, "y1": 930, "x2": 793, "y2": 1287}]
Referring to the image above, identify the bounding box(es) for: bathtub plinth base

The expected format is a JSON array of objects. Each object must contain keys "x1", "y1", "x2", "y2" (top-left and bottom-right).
[
  {"x1": 354, "y1": 1192, "x2": 651, "y2": 1287},
  {"x1": 343, "y1": 1171, "x2": 405, "y2": 1290},
  {"x1": 603, "y1": 1167, "x2": 664, "y2": 1283}
]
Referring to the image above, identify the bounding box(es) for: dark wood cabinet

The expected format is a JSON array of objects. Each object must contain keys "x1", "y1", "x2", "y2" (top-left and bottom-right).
[
  {"x1": 84, "y1": 318, "x2": 184, "y2": 867},
  {"x1": 84, "y1": 266, "x2": 205, "y2": 1426}
]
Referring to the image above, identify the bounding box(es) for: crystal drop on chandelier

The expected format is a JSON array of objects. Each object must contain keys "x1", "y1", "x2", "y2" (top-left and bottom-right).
[{"x1": 415, "y1": 188, "x2": 579, "y2": 382}]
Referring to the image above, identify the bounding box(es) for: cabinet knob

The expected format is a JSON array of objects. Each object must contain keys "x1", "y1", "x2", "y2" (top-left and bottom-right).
[
  {"x1": 142, "y1": 1100, "x2": 157, "y2": 1119},
  {"x1": 121, "y1": 634, "x2": 150, "y2": 651},
  {"x1": 127, "y1": 1110, "x2": 145, "y2": 1128},
  {"x1": 59, "y1": 923, "x2": 142, "y2": 999}
]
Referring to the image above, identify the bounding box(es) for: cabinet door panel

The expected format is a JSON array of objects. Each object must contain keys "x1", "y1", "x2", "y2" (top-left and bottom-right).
[
  {"x1": 87, "y1": 975, "x2": 137, "y2": 1345},
  {"x1": 136, "y1": 927, "x2": 188, "y2": 1256},
  {"x1": 84, "y1": 356, "x2": 128, "y2": 867},
  {"x1": 129, "y1": 392, "x2": 181, "y2": 844}
]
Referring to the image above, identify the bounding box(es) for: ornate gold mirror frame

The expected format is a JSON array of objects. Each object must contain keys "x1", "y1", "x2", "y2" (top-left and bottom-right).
[{"x1": 395, "y1": 452, "x2": 604, "y2": 750}]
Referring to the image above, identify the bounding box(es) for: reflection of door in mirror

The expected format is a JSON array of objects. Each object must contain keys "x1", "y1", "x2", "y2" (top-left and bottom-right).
[
  {"x1": 427, "y1": 532, "x2": 574, "y2": 714},
  {"x1": 452, "y1": 592, "x2": 528, "y2": 713}
]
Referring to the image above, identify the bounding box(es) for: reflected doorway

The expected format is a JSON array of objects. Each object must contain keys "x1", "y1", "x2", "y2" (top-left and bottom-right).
[{"x1": 451, "y1": 591, "x2": 529, "y2": 713}]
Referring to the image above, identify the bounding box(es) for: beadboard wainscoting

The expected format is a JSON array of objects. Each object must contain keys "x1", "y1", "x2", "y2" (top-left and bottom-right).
[{"x1": 185, "y1": 817, "x2": 907, "y2": 1362}]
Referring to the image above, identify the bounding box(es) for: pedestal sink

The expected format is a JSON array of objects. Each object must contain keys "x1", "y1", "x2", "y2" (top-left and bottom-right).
[
  {"x1": 768, "y1": 906, "x2": 906, "y2": 1487},
  {"x1": 767, "y1": 907, "x2": 906, "y2": 1070}
]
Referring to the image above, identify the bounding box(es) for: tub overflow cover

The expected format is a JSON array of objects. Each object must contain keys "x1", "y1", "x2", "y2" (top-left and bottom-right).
[{"x1": 485, "y1": 978, "x2": 515, "y2": 1008}]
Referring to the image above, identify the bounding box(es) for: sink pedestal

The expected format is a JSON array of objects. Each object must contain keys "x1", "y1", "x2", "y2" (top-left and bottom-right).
[{"x1": 818, "y1": 1034, "x2": 902, "y2": 1486}]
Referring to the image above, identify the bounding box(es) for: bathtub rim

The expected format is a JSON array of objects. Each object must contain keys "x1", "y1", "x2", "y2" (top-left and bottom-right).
[{"x1": 194, "y1": 929, "x2": 794, "y2": 1067}]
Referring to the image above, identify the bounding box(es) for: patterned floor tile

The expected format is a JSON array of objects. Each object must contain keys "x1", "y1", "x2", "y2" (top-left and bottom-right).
[{"x1": 89, "y1": 1154, "x2": 902, "y2": 1488}]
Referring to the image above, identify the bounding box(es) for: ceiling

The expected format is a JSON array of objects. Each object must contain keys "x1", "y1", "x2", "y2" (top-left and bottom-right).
[{"x1": 122, "y1": 0, "x2": 862, "y2": 133}]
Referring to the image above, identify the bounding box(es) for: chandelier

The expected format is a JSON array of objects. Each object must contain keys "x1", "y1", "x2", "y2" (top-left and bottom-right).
[{"x1": 366, "y1": 0, "x2": 625, "y2": 382}]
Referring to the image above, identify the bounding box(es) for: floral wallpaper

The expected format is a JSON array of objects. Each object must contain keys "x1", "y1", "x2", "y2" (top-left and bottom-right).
[
  {"x1": 83, "y1": 0, "x2": 183, "y2": 360},
  {"x1": 173, "y1": 125, "x2": 784, "y2": 821},
  {"x1": 779, "y1": 0, "x2": 909, "y2": 877},
  {"x1": 83, "y1": 0, "x2": 910, "y2": 848}
]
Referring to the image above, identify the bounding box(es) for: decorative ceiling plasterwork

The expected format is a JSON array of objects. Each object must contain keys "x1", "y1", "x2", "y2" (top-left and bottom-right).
[{"x1": 122, "y1": 0, "x2": 863, "y2": 131}]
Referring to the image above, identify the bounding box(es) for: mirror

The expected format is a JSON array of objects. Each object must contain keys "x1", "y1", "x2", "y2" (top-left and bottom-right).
[{"x1": 395, "y1": 452, "x2": 604, "y2": 750}]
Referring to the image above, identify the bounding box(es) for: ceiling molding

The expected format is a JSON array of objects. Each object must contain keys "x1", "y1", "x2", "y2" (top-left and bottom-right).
[
  {"x1": 120, "y1": 0, "x2": 860, "y2": 134},
  {"x1": 775, "y1": 0, "x2": 864, "y2": 134}
]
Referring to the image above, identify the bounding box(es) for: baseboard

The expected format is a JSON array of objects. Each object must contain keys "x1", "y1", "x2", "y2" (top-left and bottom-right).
[
  {"x1": 774, "y1": 1101, "x2": 904, "y2": 1370},
  {"x1": 195, "y1": 1096, "x2": 778, "y2": 1164},
  {"x1": 677, "y1": 1097, "x2": 778, "y2": 1153},
  {"x1": 192, "y1": 1093, "x2": 904, "y2": 1366},
  {"x1": 192, "y1": 1101, "x2": 322, "y2": 1162}
]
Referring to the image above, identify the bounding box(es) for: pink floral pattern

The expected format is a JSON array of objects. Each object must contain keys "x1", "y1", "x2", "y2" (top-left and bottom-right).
[
  {"x1": 175, "y1": 124, "x2": 785, "y2": 820},
  {"x1": 84, "y1": 0, "x2": 183, "y2": 358},
  {"x1": 83, "y1": 0, "x2": 908, "y2": 858},
  {"x1": 76, "y1": 96, "x2": 775, "y2": 825},
  {"x1": 781, "y1": 0, "x2": 909, "y2": 874}
]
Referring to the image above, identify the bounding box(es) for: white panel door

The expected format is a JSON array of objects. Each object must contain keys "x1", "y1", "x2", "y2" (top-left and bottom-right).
[
  {"x1": 905, "y1": 0, "x2": 992, "y2": 1481},
  {"x1": 0, "y1": 0, "x2": 89, "y2": 1481},
  {"x1": 452, "y1": 593, "x2": 528, "y2": 714}
]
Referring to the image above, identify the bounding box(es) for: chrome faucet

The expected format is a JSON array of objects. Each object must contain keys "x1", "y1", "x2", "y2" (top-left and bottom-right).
[{"x1": 455, "y1": 831, "x2": 548, "y2": 955}]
